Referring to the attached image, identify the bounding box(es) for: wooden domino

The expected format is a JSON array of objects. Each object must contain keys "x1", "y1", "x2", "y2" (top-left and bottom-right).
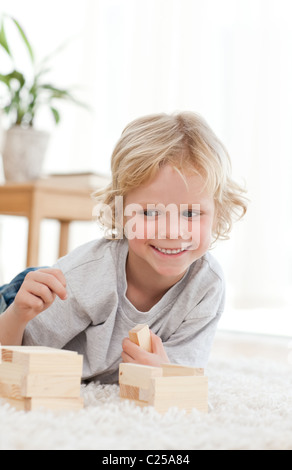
[
  {"x1": 162, "y1": 363, "x2": 204, "y2": 377},
  {"x1": 0, "y1": 346, "x2": 84, "y2": 412},
  {"x1": 126, "y1": 324, "x2": 153, "y2": 400},
  {"x1": 128, "y1": 324, "x2": 152, "y2": 352},
  {"x1": 147, "y1": 374, "x2": 208, "y2": 414},
  {"x1": 119, "y1": 362, "x2": 208, "y2": 414},
  {"x1": 119, "y1": 363, "x2": 162, "y2": 405}
]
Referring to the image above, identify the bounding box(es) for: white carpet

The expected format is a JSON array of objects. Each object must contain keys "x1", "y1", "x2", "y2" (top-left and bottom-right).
[{"x1": 0, "y1": 356, "x2": 291, "y2": 450}]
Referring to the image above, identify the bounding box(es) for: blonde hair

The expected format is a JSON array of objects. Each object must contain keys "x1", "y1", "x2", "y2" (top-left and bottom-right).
[{"x1": 94, "y1": 111, "x2": 248, "y2": 242}]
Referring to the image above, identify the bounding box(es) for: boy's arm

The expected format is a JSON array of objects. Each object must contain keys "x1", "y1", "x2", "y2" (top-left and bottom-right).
[
  {"x1": 0, "y1": 305, "x2": 28, "y2": 345},
  {"x1": 0, "y1": 268, "x2": 67, "y2": 346}
]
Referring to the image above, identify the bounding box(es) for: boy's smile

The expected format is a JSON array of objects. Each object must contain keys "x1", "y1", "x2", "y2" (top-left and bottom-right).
[
  {"x1": 124, "y1": 164, "x2": 216, "y2": 301},
  {"x1": 150, "y1": 245, "x2": 191, "y2": 256}
]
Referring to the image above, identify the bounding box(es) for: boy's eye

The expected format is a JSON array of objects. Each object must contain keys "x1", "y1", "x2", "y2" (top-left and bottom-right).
[
  {"x1": 144, "y1": 210, "x2": 160, "y2": 217},
  {"x1": 182, "y1": 210, "x2": 201, "y2": 218}
]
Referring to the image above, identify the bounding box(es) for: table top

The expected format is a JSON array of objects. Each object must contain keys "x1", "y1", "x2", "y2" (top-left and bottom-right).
[
  {"x1": 0, "y1": 173, "x2": 110, "y2": 196},
  {"x1": 0, "y1": 173, "x2": 110, "y2": 220}
]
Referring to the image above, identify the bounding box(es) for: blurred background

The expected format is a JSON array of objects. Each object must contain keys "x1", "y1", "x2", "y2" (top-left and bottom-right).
[{"x1": 0, "y1": 0, "x2": 291, "y2": 338}]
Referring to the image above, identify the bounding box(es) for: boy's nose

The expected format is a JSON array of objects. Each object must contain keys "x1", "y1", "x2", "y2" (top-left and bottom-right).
[{"x1": 159, "y1": 213, "x2": 185, "y2": 240}]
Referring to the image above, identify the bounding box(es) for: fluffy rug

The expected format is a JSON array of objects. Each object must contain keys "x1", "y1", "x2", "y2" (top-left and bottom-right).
[{"x1": 0, "y1": 356, "x2": 291, "y2": 450}]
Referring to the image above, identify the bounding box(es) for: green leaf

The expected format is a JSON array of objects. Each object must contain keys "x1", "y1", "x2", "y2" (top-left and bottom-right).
[
  {"x1": 0, "y1": 70, "x2": 25, "y2": 89},
  {"x1": 50, "y1": 106, "x2": 60, "y2": 124},
  {"x1": 40, "y1": 84, "x2": 71, "y2": 96},
  {"x1": 0, "y1": 73, "x2": 11, "y2": 87},
  {"x1": 3, "y1": 105, "x2": 11, "y2": 115},
  {"x1": 10, "y1": 16, "x2": 34, "y2": 63},
  {"x1": 0, "y1": 19, "x2": 12, "y2": 56},
  {"x1": 40, "y1": 83, "x2": 90, "y2": 109}
]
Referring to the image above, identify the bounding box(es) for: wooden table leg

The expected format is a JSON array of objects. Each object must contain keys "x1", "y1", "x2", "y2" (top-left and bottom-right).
[
  {"x1": 59, "y1": 220, "x2": 70, "y2": 259},
  {"x1": 27, "y1": 214, "x2": 42, "y2": 268}
]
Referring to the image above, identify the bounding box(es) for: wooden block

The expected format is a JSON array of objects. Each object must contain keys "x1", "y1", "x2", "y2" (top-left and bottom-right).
[
  {"x1": 0, "y1": 347, "x2": 83, "y2": 405},
  {"x1": 0, "y1": 370, "x2": 81, "y2": 399},
  {"x1": 119, "y1": 363, "x2": 162, "y2": 389},
  {"x1": 128, "y1": 324, "x2": 152, "y2": 352},
  {"x1": 119, "y1": 363, "x2": 208, "y2": 414},
  {"x1": 138, "y1": 387, "x2": 151, "y2": 402},
  {"x1": 0, "y1": 361, "x2": 23, "y2": 381},
  {"x1": 0, "y1": 346, "x2": 76, "y2": 362},
  {"x1": 119, "y1": 364, "x2": 162, "y2": 404},
  {"x1": 23, "y1": 374, "x2": 81, "y2": 398},
  {"x1": 1, "y1": 396, "x2": 84, "y2": 412},
  {"x1": 162, "y1": 364, "x2": 204, "y2": 377},
  {"x1": 120, "y1": 384, "x2": 151, "y2": 403},
  {"x1": 119, "y1": 384, "x2": 140, "y2": 400},
  {"x1": 0, "y1": 346, "x2": 83, "y2": 376},
  {"x1": 148, "y1": 375, "x2": 208, "y2": 414}
]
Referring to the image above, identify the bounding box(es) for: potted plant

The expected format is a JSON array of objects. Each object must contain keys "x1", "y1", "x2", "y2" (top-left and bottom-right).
[{"x1": 0, "y1": 14, "x2": 87, "y2": 182}]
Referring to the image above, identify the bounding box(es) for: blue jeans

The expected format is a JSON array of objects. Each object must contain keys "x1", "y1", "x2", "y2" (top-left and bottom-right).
[{"x1": 0, "y1": 268, "x2": 41, "y2": 314}]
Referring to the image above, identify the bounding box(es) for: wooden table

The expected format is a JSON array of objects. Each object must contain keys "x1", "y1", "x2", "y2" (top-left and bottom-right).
[{"x1": 0, "y1": 174, "x2": 109, "y2": 267}]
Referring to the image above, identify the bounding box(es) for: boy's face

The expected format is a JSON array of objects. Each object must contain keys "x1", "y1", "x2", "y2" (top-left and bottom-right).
[{"x1": 123, "y1": 165, "x2": 215, "y2": 279}]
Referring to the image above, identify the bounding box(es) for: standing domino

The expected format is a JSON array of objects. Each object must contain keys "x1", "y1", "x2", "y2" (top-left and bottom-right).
[{"x1": 128, "y1": 324, "x2": 152, "y2": 352}]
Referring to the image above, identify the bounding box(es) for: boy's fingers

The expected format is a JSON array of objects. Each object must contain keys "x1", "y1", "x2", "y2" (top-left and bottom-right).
[
  {"x1": 122, "y1": 337, "x2": 136, "y2": 355},
  {"x1": 121, "y1": 350, "x2": 136, "y2": 364},
  {"x1": 38, "y1": 268, "x2": 67, "y2": 287},
  {"x1": 26, "y1": 282, "x2": 56, "y2": 306},
  {"x1": 24, "y1": 270, "x2": 67, "y2": 300},
  {"x1": 121, "y1": 339, "x2": 143, "y2": 363},
  {"x1": 17, "y1": 289, "x2": 44, "y2": 311},
  {"x1": 150, "y1": 331, "x2": 170, "y2": 363},
  {"x1": 150, "y1": 331, "x2": 163, "y2": 354},
  {"x1": 122, "y1": 338, "x2": 145, "y2": 359}
]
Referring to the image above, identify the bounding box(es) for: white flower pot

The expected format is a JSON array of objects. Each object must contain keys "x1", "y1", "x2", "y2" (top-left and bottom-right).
[{"x1": 2, "y1": 126, "x2": 50, "y2": 182}]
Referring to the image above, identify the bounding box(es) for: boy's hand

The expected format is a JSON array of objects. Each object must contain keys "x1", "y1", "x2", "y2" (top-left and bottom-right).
[
  {"x1": 121, "y1": 331, "x2": 170, "y2": 367},
  {"x1": 10, "y1": 268, "x2": 67, "y2": 324}
]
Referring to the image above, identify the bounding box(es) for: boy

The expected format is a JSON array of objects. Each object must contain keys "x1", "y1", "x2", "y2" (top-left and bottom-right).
[{"x1": 0, "y1": 112, "x2": 247, "y2": 383}]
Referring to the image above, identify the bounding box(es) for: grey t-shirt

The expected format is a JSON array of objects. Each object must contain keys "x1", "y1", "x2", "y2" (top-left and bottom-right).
[{"x1": 23, "y1": 238, "x2": 225, "y2": 383}]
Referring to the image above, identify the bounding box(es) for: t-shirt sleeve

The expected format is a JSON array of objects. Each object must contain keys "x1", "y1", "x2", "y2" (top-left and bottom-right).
[
  {"x1": 163, "y1": 276, "x2": 225, "y2": 367},
  {"x1": 22, "y1": 276, "x2": 92, "y2": 349},
  {"x1": 163, "y1": 311, "x2": 223, "y2": 367}
]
